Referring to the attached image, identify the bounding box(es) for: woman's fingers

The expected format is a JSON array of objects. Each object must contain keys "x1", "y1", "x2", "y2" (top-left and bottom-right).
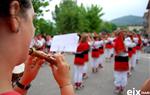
[
  {"x1": 53, "y1": 53, "x2": 66, "y2": 67},
  {"x1": 27, "y1": 56, "x2": 34, "y2": 65},
  {"x1": 50, "y1": 64, "x2": 58, "y2": 74},
  {"x1": 25, "y1": 55, "x2": 44, "y2": 70},
  {"x1": 33, "y1": 59, "x2": 45, "y2": 71}
]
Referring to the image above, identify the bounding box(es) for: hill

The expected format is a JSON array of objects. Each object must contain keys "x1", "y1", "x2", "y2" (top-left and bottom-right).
[{"x1": 110, "y1": 15, "x2": 144, "y2": 26}]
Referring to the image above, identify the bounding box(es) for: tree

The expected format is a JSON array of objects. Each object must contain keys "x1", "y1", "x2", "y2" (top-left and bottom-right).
[
  {"x1": 32, "y1": 0, "x2": 116, "y2": 35},
  {"x1": 76, "y1": 4, "x2": 104, "y2": 33},
  {"x1": 53, "y1": 0, "x2": 79, "y2": 34},
  {"x1": 53, "y1": 0, "x2": 104, "y2": 34},
  {"x1": 85, "y1": 5, "x2": 104, "y2": 33},
  {"x1": 32, "y1": 0, "x2": 51, "y2": 35},
  {"x1": 35, "y1": 18, "x2": 54, "y2": 35},
  {"x1": 76, "y1": 4, "x2": 89, "y2": 32},
  {"x1": 100, "y1": 22, "x2": 117, "y2": 33},
  {"x1": 133, "y1": 28, "x2": 139, "y2": 33},
  {"x1": 32, "y1": 0, "x2": 49, "y2": 17}
]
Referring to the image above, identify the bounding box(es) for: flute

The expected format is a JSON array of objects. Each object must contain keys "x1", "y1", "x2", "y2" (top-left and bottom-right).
[{"x1": 29, "y1": 48, "x2": 56, "y2": 65}]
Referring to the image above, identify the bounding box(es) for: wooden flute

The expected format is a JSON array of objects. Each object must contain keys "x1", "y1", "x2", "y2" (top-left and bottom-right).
[{"x1": 29, "y1": 48, "x2": 55, "y2": 64}]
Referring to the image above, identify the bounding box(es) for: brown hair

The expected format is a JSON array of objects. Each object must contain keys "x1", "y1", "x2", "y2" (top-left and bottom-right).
[{"x1": 80, "y1": 33, "x2": 88, "y2": 43}]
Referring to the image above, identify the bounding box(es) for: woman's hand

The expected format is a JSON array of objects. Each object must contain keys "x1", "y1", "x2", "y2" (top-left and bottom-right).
[
  {"x1": 49, "y1": 53, "x2": 71, "y2": 88},
  {"x1": 19, "y1": 56, "x2": 45, "y2": 86},
  {"x1": 141, "y1": 79, "x2": 150, "y2": 94}
]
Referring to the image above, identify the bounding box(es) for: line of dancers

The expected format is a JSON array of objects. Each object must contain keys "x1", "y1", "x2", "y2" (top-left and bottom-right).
[
  {"x1": 29, "y1": 31, "x2": 149, "y2": 94},
  {"x1": 73, "y1": 30, "x2": 146, "y2": 94}
]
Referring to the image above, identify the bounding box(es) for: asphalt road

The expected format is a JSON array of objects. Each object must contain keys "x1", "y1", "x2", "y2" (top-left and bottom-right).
[{"x1": 28, "y1": 53, "x2": 150, "y2": 95}]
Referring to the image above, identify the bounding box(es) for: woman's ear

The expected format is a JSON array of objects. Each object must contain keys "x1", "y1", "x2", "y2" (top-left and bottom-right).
[{"x1": 9, "y1": 1, "x2": 21, "y2": 33}]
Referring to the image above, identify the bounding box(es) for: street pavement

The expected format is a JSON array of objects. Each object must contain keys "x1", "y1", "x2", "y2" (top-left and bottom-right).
[{"x1": 28, "y1": 53, "x2": 150, "y2": 95}]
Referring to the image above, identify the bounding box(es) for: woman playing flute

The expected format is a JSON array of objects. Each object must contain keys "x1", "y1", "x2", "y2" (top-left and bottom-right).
[{"x1": 0, "y1": 0, "x2": 74, "y2": 95}]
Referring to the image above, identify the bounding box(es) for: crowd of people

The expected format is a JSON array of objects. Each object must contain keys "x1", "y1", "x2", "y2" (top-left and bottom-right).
[
  {"x1": 27, "y1": 30, "x2": 150, "y2": 94},
  {"x1": 72, "y1": 31, "x2": 150, "y2": 94},
  {"x1": 0, "y1": 0, "x2": 150, "y2": 95}
]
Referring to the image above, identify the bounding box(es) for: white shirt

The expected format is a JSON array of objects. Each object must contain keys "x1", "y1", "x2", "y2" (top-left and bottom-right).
[{"x1": 92, "y1": 40, "x2": 104, "y2": 49}]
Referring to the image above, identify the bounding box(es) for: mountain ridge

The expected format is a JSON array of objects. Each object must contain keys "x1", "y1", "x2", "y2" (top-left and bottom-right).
[{"x1": 110, "y1": 15, "x2": 144, "y2": 26}]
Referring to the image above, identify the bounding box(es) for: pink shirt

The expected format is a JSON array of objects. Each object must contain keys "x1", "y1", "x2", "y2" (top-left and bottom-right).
[{"x1": 0, "y1": 91, "x2": 20, "y2": 95}]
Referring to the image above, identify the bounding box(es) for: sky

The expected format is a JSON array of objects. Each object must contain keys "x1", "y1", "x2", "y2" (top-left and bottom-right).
[{"x1": 43, "y1": 0, "x2": 149, "y2": 21}]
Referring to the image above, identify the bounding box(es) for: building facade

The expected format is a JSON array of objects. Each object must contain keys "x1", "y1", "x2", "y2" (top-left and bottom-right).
[{"x1": 143, "y1": 0, "x2": 150, "y2": 38}]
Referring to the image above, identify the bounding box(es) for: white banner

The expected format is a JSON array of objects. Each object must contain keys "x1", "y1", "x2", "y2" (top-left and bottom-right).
[{"x1": 50, "y1": 33, "x2": 79, "y2": 52}]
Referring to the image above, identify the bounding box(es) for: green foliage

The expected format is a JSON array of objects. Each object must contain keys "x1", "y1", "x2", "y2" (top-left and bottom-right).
[
  {"x1": 53, "y1": 0, "x2": 79, "y2": 34},
  {"x1": 32, "y1": 0, "x2": 118, "y2": 35},
  {"x1": 76, "y1": 4, "x2": 89, "y2": 32},
  {"x1": 53, "y1": 0, "x2": 104, "y2": 34},
  {"x1": 85, "y1": 5, "x2": 104, "y2": 32},
  {"x1": 100, "y1": 22, "x2": 117, "y2": 33},
  {"x1": 34, "y1": 18, "x2": 54, "y2": 35},
  {"x1": 32, "y1": 0, "x2": 55, "y2": 35},
  {"x1": 32, "y1": 0, "x2": 49, "y2": 17},
  {"x1": 133, "y1": 28, "x2": 140, "y2": 33}
]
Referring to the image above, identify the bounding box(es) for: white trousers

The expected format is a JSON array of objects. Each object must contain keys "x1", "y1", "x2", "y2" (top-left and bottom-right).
[
  {"x1": 104, "y1": 49, "x2": 107, "y2": 58},
  {"x1": 105, "y1": 48, "x2": 110, "y2": 58},
  {"x1": 105, "y1": 48, "x2": 114, "y2": 58},
  {"x1": 114, "y1": 71, "x2": 128, "y2": 87},
  {"x1": 110, "y1": 48, "x2": 114, "y2": 57},
  {"x1": 131, "y1": 54, "x2": 137, "y2": 68},
  {"x1": 98, "y1": 54, "x2": 104, "y2": 65},
  {"x1": 91, "y1": 58, "x2": 99, "y2": 68},
  {"x1": 136, "y1": 50, "x2": 141, "y2": 60},
  {"x1": 129, "y1": 57, "x2": 132, "y2": 70},
  {"x1": 83, "y1": 62, "x2": 88, "y2": 74},
  {"x1": 74, "y1": 65, "x2": 84, "y2": 83}
]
